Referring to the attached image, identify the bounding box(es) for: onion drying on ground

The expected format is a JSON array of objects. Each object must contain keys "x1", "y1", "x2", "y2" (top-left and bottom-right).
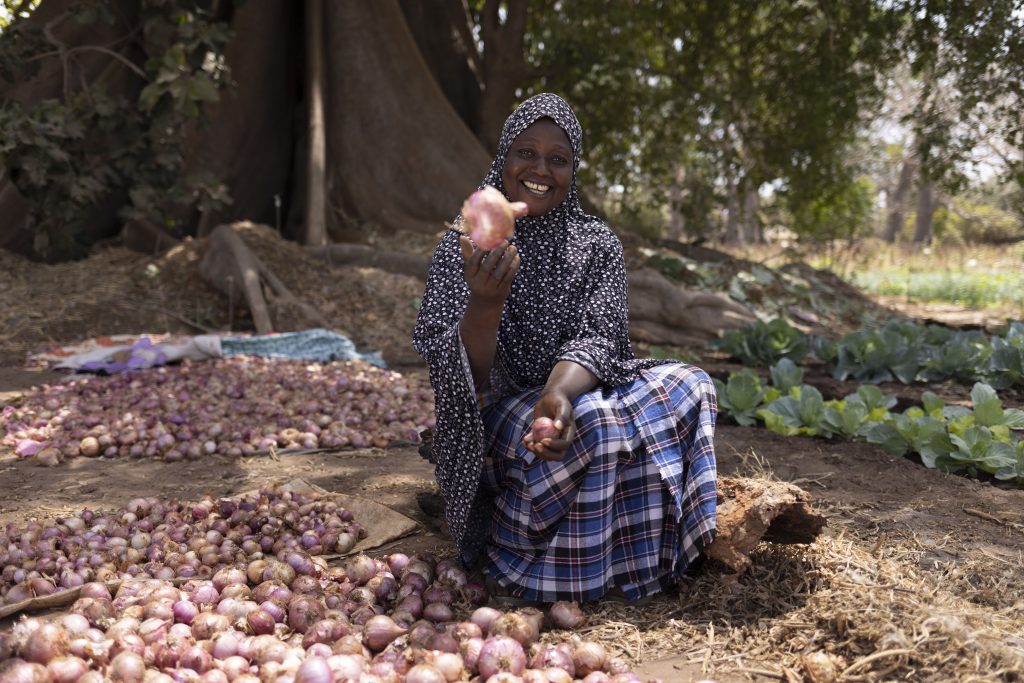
[
  {"x1": 0, "y1": 522, "x2": 662, "y2": 682},
  {"x1": 2, "y1": 358, "x2": 435, "y2": 465},
  {"x1": 0, "y1": 487, "x2": 365, "y2": 606}
]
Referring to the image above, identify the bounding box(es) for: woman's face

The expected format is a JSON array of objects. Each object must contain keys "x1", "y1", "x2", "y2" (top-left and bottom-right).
[{"x1": 502, "y1": 118, "x2": 573, "y2": 217}]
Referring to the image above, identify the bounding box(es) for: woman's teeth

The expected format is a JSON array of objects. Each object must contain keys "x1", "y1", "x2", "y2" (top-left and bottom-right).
[{"x1": 523, "y1": 180, "x2": 550, "y2": 195}]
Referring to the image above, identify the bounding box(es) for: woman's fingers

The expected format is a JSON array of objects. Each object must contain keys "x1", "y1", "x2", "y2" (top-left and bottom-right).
[{"x1": 492, "y1": 246, "x2": 519, "y2": 284}]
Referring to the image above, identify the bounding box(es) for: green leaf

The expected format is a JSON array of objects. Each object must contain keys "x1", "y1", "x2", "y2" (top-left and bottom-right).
[
  {"x1": 863, "y1": 422, "x2": 911, "y2": 456},
  {"x1": 714, "y1": 370, "x2": 767, "y2": 427},
  {"x1": 769, "y1": 358, "x2": 804, "y2": 394}
]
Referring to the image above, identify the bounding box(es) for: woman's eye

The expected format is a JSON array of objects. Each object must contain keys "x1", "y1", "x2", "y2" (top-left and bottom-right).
[
  {"x1": 552, "y1": 156, "x2": 568, "y2": 165},
  {"x1": 518, "y1": 148, "x2": 534, "y2": 158}
]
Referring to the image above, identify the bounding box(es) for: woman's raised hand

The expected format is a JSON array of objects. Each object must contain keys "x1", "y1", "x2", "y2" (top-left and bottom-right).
[{"x1": 459, "y1": 236, "x2": 520, "y2": 304}]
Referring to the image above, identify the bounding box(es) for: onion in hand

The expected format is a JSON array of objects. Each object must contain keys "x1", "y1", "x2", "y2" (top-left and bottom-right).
[
  {"x1": 461, "y1": 186, "x2": 527, "y2": 250},
  {"x1": 529, "y1": 417, "x2": 561, "y2": 442}
]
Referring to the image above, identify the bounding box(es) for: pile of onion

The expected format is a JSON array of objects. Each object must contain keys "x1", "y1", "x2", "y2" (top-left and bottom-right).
[
  {"x1": 2, "y1": 357, "x2": 435, "y2": 465},
  {"x1": 0, "y1": 547, "x2": 661, "y2": 683},
  {"x1": 0, "y1": 487, "x2": 365, "y2": 606}
]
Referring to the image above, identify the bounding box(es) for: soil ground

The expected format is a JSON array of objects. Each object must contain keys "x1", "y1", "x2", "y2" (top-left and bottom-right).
[{"x1": 2, "y1": 243, "x2": 1023, "y2": 681}]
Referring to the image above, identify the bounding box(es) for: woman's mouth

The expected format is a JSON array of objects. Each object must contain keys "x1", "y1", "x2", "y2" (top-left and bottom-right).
[{"x1": 522, "y1": 180, "x2": 551, "y2": 197}]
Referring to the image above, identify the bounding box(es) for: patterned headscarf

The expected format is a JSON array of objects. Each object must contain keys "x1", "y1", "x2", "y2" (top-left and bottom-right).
[{"x1": 414, "y1": 93, "x2": 664, "y2": 563}]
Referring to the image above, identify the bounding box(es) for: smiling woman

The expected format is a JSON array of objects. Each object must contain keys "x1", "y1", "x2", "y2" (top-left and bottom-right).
[
  {"x1": 502, "y1": 118, "x2": 573, "y2": 216},
  {"x1": 413, "y1": 93, "x2": 718, "y2": 605}
]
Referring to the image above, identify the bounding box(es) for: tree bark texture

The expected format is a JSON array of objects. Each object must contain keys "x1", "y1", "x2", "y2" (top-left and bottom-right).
[
  {"x1": 912, "y1": 171, "x2": 935, "y2": 244},
  {"x1": 322, "y1": 0, "x2": 492, "y2": 236},
  {"x1": 303, "y1": 0, "x2": 328, "y2": 246},
  {"x1": 884, "y1": 155, "x2": 916, "y2": 242},
  {"x1": 0, "y1": 0, "x2": 492, "y2": 256},
  {"x1": 398, "y1": 0, "x2": 482, "y2": 133},
  {"x1": 704, "y1": 476, "x2": 827, "y2": 575}
]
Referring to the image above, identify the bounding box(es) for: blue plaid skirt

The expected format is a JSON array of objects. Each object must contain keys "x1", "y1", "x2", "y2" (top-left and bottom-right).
[{"x1": 479, "y1": 363, "x2": 718, "y2": 603}]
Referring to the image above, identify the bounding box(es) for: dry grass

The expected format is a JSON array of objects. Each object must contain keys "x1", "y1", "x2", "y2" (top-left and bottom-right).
[{"x1": 565, "y1": 504, "x2": 1024, "y2": 682}]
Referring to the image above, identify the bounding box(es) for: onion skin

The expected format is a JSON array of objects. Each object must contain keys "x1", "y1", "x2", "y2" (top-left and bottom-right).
[
  {"x1": 476, "y1": 636, "x2": 527, "y2": 680},
  {"x1": 547, "y1": 601, "x2": 586, "y2": 630},
  {"x1": 361, "y1": 616, "x2": 406, "y2": 652},
  {"x1": 0, "y1": 660, "x2": 51, "y2": 683},
  {"x1": 529, "y1": 417, "x2": 561, "y2": 442},
  {"x1": 293, "y1": 657, "x2": 331, "y2": 683},
  {"x1": 460, "y1": 186, "x2": 527, "y2": 250}
]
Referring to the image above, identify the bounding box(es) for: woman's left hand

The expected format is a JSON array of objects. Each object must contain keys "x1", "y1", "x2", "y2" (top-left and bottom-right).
[{"x1": 523, "y1": 389, "x2": 576, "y2": 461}]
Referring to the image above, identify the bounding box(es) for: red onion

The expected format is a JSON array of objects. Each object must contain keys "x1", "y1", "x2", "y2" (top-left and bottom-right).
[
  {"x1": 423, "y1": 602, "x2": 453, "y2": 623},
  {"x1": 211, "y1": 631, "x2": 242, "y2": 660},
  {"x1": 109, "y1": 651, "x2": 146, "y2": 682},
  {"x1": 531, "y1": 645, "x2": 575, "y2": 676},
  {"x1": 605, "y1": 657, "x2": 630, "y2": 675},
  {"x1": 461, "y1": 581, "x2": 489, "y2": 606},
  {"x1": 477, "y1": 637, "x2": 527, "y2": 679},
  {"x1": 286, "y1": 596, "x2": 324, "y2": 634},
  {"x1": 421, "y1": 584, "x2": 454, "y2": 605},
  {"x1": 180, "y1": 645, "x2": 214, "y2": 673},
  {"x1": 448, "y1": 621, "x2": 482, "y2": 642},
  {"x1": 344, "y1": 555, "x2": 376, "y2": 585},
  {"x1": 71, "y1": 597, "x2": 115, "y2": 626},
  {"x1": 573, "y1": 642, "x2": 608, "y2": 677},
  {"x1": 361, "y1": 615, "x2": 406, "y2": 652},
  {"x1": 460, "y1": 637, "x2": 484, "y2": 675},
  {"x1": 191, "y1": 613, "x2": 231, "y2": 640},
  {"x1": 58, "y1": 614, "x2": 90, "y2": 635},
  {"x1": 402, "y1": 664, "x2": 444, "y2": 683},
  {"x1": 23, "y1": 623, "x2": 68, "y2": 664},
  {"x1": 220, "y1": 655, "x2": 250, "y2": 680},
  {"x1": 470, "y1": 607, "x2": 503, "y2": 635},
  {"x1": 547, "y1": 601, "x2": 586, "y2": 630},
  {"x1": 329, "y1": 634, "x2": 366, "y2": 659},
  {"x1": 172, "y1": 600, "x2": 198, "y2": 625},
  {"x1": 45, "y1": 656, "x2": 88, "y2": 683},
  {"x1": 294, "y1": 657, "x2": 331, "y2": 683},
  {"x1": 0, "y1": 660, "x2": 50, "y2": 683},
  {"x1": 325, "y1": 654, "x2": 364, "y2": 681},
  {"x1": 491, "y1": 612, "x2": 539, "y2": 647},
  {"x1": 245, "y1": 610, "x2": 276, "y2": 636},
  {"x1": 386, "y1": 554, "x2": 409, "y2": 577},
  {"x1": 460, "y1": 186, "x2": 526, "y2": 250}
]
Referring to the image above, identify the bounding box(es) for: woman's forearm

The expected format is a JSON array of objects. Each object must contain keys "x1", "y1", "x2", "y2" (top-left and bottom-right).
[
  {"x1": 458, "y1": 295, "x2": 503, "y2": 389},
  {"x1": 543, "y1": 360, "x2": 599, "y2": 403}
]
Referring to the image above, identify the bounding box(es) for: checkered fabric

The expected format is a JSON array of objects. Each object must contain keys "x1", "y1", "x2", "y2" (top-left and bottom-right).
[{"x1": 479, "y1": 363, "x2": 718, "y2": 602}]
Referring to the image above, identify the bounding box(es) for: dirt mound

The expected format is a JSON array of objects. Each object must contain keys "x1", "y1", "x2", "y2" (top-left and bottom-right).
[{"x1": 0, "y1": 228, "x2": 427, "y2": 367}]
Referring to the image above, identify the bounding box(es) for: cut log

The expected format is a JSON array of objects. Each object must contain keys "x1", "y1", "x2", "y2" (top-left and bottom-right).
[
  {"x1": 199, "y1": 222, "x2": 330, "y2": 334},
  {"x1": 704, "y1": 476, "x2": 827, "y2": 575},
  {"x1": 627, "y1": 267, "x2": 756, "y2": 345}
]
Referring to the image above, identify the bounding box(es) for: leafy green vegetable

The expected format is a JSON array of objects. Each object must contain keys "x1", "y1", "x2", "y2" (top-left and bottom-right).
[
  {"x1": 713, "y1": 319, "x2": 809, "y2": 366},
  {"x1": 758, "y1": 385, "x2": 828, "y2": 437},
  {"x1": 713, "y1": 370, "x2": 768, "y2": 427},
  {"x1": 970, "y1": 382, "x2": 1024, "y2": 429},
  {"x1": 769, "y1": 358, "x2": 805, "y2": 394}
]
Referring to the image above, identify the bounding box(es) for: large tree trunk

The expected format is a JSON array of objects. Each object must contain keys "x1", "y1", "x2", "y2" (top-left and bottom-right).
[
  {"x1": 912, "y1": 171, "x2": 935, "y2": 244},
  {"x1": 303, "y1": 0, "x2": 328, "y2": 246},
  {"x1": 666, "y1": 165, "x2": 685, "y2": 241},
  {"x1": 398, "y1": 0, "x2": 482, "y2": 133},
  {"x1": 180, "y1": 0, "x2": 300, "y2": 241},
  {"x1": 323, "y1": 0, "x2": 492, "y2": 237},
  {"x1": 2, "y1": 0, "x2": 491, "y2": 257},
  {"x1": 476, "y1": 0, "x2": 530, "y2": 152},
  {"x1": 884, "y1": 154, "x2": 915, "y2": 242},
  {"x1": 723, "y1": 174, "x2": 742, "y2": 243},
  {"x1": 740, "y1": 176, "x2": 762, "y2": 243}
]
